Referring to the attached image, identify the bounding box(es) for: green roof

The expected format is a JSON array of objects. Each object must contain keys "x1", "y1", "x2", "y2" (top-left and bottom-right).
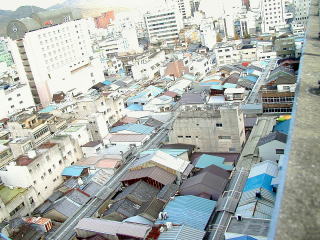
[
  {"x1": 195, "y1": 154, "x2": 233, "y2": 170},
  {"x1": 0, "y1": 185, "x2": 27, "y2": 205}
]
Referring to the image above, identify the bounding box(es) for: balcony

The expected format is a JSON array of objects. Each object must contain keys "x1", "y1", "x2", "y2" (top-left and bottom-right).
[{"x1": 269, "y1": 1, "x2": 320, "y2": 239}]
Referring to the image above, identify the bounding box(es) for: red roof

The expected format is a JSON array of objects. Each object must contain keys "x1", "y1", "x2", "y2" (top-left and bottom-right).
[
  {"x1": 38, "y1": 142, "x2": 56, "y2": 149},
  {"x1": 16, "y1": 155, "x2": 34, "y2": 166},
  {"x1": 163, "y1": 91, "x2": 178, "y2": 98},
  {"x1": 242, "y1": 62, "x2": 250, "y2": 67}
]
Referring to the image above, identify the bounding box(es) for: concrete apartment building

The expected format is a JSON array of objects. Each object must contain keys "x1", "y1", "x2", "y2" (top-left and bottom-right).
[
  {"x1": 170, "y1": 102, "x2": 246, "y2": 152},
  {"x1": 293, "y1": 0, "x2": 311, "y2": 31},
  {"x1": 144, "y1": 4, "x2": 184, "y2": 45},
  {"x1": 214, "y1": 44, "x2": 241, "y2": 66},
  {"x1": 167, "y1": 0, "x2": 192, "y2": 19},
  {"x1": 131, "y1": 50, "x2": 166, "y2": 80},
  {"x1": 0, "y1": 135, "x2": 83, "y2": 209},
  {"x1": 7, "y1": 8, "x2": 105, "y2": 107},
  {"x1": 0, "y1": 82, "x2": 35, "y2": 119},
  {"x1": 261, "y1": 0, "x2": 286, "y2": 33}
]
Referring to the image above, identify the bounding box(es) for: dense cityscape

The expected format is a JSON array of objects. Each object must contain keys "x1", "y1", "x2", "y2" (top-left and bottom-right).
[{"x1": 0, "y1": 0, "x2": 318, "y2": 239}]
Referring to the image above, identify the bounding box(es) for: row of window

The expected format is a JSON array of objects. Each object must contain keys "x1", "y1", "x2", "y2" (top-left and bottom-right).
[
  {"x1": 263, "y1": 107, "x2": 292, "y2": 113},
  {"x1": 262, "y1": 96, "x2": 294, "y2": 103}
]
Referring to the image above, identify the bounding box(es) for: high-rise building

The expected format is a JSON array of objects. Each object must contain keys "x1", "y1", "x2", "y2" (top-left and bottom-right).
[
  {"x1": 0, "y1": 38, "x2": 14, "y2": 67},
  {"x1": 293, "y1": 0, "x2": 311, "y2": 29},
  {"x1": 261, "y1": 0, "x2": 286, "y2": 33},
  {"x1": 7, "y1": 8, "x2": 105, "y2": 107},
  {"x1": 144, "y1": 4, "x2": 184, "y2": 45},
  {"x1": 167, "y1": 0, "x2": 192, "y2": 19}
]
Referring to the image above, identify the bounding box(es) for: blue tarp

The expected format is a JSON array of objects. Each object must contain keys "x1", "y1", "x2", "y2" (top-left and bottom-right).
[
  {"x1": 243, "y1": 174, "x2": 274, "y2": 192},
  {"x1": 274, "y1": 119, "x2": 291, "y2": 135}
]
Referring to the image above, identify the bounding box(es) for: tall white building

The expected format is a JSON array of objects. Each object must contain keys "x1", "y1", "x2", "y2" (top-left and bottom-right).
[
  {"x1": 144, "y1": 4, "x2": 184, "y2": 45},
  {"x1": 200, "y1": 19, "x2": 217, "y2": 50},
  {"x1": 7, "y1": 8, "x2": 105, "y2": 107},
  {"x1": 293, "y1": 0, "x2": 311, "y2": 30},
  {"x1": 224, "y1": 15, "x2": 236, "y2": 39},
  {"x1": 167, "y1": 0, "x2": 192, "y2": 19},
  {"x1": 261, "y1": 0, "x2": 286, "y2": 33}
]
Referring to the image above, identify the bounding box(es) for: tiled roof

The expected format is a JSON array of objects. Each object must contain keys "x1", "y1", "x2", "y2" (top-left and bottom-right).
[
  {"x1": 120, "y1": 166, "x2": 176, "y2": 186},
  {"x1": 110, "y1": 124, "x2": 154, "y2": 135},
  {"x1": 155, "y1": 195, "x2": 216, "y2": 230}
]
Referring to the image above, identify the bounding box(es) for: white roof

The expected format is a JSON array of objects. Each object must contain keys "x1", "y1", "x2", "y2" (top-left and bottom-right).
[
  {"x1": 224, "y1": 88, "x2": 245, "y2": 94},
  {"x1": 249, "y1": 160, "x2": 278, "y2": 178},
  {"x1": 169, "y1": 79, "x2": 192, "y2": 92},
  {"x1": 135, "y1": 150, "x2": 190, "y2": 173}
]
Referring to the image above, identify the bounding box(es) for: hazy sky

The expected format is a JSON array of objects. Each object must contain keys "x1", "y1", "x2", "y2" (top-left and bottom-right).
[{"x1": 1, "y1": 0, "x2": 64, "y2": 10}]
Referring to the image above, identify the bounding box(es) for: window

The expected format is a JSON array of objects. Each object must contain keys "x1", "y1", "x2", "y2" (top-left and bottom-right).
[
  {"x1": 33, "y1": 180, "x2": 36, "y2": 185},
  {"x1": 46, "y1": 155, "x2": 50, "y2": 161},
  {"x1": 218, "y1": 136, "x2": 231, "y2": 140},
  {"x1": 59, "y1": 160, "x2": 62, "y2": 165},
  {"x1": 276, "y1": 149, "x2": 284, "y2": 154},
  {"x1": 185, "y1": 136, "x2": 192, "y2": 138},
  {"x1": 177, "y1": 136, "x2": 183, "y2": 138},
  {"x1": 229, "y1": 148, "x2": 236, "y2": 152},
  {"x1": 48, "y1": 168, "x2": 52, "y2": 174},
  {"x1": 216, "y1": 123, "x2": 223, "y2": 127}
]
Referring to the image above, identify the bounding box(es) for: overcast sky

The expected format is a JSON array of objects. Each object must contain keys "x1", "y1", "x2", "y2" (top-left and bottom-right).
[{"x1": 1, "y1": 0, "x2": 64, "y2": 10}]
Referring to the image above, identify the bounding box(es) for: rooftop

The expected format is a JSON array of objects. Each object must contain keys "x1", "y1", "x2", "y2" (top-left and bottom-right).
[{"x1": 0, "y1": 185, "x2": 27, "y2": 205}]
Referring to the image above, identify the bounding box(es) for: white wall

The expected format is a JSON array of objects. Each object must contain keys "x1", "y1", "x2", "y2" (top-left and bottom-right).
[{"x1": 258, "y1": 140, "x2": 286, "y2": 161}]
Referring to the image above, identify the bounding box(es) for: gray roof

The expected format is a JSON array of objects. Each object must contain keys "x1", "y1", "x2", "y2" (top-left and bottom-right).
[
  {"x1": 138, "y1": 198, "x2": 165, "y2": 221},
  {"x1": 157, "y1": 184, "x2": 179, "y2": 202},
  {"x1": 63, "y1": 177, "x2": 79, "y2": 189},
  {"x1": 237, "y1": 78, "x2": 255, "y2": 89},
  {"x1": 114, "y1": 180, "x2": 160, "y2": 205},
  {"x1": 226, "y1": 217, "x2": 270, "y2": 237},
  {"x1": 142, "y1": 117, "x2": 164, "y2": 129},
  {"x1": 179, "y1": 93, "x2": 206, "y2": 105},
  {"x1": 244, "y1": 117, "x2": 257, "y2": 128},
  {"x1": 199, "y1": 165, "x2": 231, "y2": 179},
  {"x1": 83, "y1": 182, "x2": 101, "y2": 196},
  {"x1": 257, "y1": 131, "x2": 288, "y2": 146},
  {"x1": 180, "y1": 172, "x2": 228, "y2": 201},
  {"x1": 103, "y1": 198, "x2": 141, "y2": 219}
]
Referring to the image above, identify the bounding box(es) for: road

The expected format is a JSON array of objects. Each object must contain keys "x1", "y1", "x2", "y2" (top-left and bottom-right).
[{"x1": 46, "y1": 109, "x2": 181, "y2": 240}]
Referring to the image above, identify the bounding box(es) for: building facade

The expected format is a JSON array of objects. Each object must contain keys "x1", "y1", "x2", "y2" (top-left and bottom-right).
[
  {"x1": 261, "y1": 0, "x2": 286, "y2": 33},
  {"x1": 7, "y1": 8, "x2": 105, "y2": 106}
]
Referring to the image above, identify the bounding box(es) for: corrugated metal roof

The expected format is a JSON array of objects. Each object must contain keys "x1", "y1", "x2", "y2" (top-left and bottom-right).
[
  {"x1": 75, "y1": 218, "x2": 151, "y2": 238},
  {"x1": 243, "y1": 174, "x2": 274, "y2": 192},
  {"x1": 155, "y1": 195, "x2": 216, "y2": 230},
  {"x1": 132, "y1": 150, "x2": 190, "y2": 173},
  {"x1": 61, "y1": 166, "x2": 88, "y2": 177},
  {"x1": 195, "y1": 154, "x2": 233, "y2": 170},
  {"x1": 127, "y1": 104, "x2": 143, "y2": 111},
  {"x1": 239, "y1": 188, "x2": 276, "y2": 207},
  {"x1": 273, "y1": 119, "x2": 291, "y2": 135},
  {"x1": 127, "y1": 86, "x2": 164, "y2": 102},
  {"x1": 158, "y1": 225, "x2": 205, "y2": 240},
  {"x1": 249, "y1": 160, "x2": 278, "y2": 178},
  {"x1": 257, "y1": 131, "x2": 287, "y2": 146},
  {"x1": 236, "y1": 200, "x2": 274, "y2": 219},
  {"x1": 120, "y1": 166, "x2": 176, "y2": 185},
  {"x1": 110, "y1": 124, "x2": 154, "y2": 135},
  {"x1": 123, "y1": 215, "x2": 153, "y2": 225},
  {"x1": 227, "y1": 236, "x2": 258, "y2": 240},
  {"x1": 140, "y1": 148, "x2": 188, "y2": 157}
]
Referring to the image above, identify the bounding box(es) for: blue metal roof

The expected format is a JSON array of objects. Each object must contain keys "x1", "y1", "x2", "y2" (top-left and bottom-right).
[
  {"x1": 158, "y1": 225, "x2": 206, "y2": 240},
  {"x1": 243, "y1": 75, "x2": 258, "y2": 83},
  {"x1": 274, "y1": 119, "x2": 291, "y2": 135},
  {"x1": 127, "y1": 104, "x2": 143, "y2": 111},
  {"x1": 243, "y1": 174, "x2": 274, "y2": 192},
  {"x1": 140, "y1": 148, "x2": 188, "y2": 157},
  {"x1": 227, "y1": 236, "x2": 258, "y2": 240},
  {"x1": 223, "y1": 83, "x2": 237, "y2": 88},
  {"x1": 183, "y1": 74, "x2": 197, "y2": 81},
  {"x1": 195, "y1": 154, "x2": 233, "y2": 170},
  {"x1": 199, "y1": 81, "x2": 220, "y2": 86},
  {"x1": 155, "y1": 195, "x2": 216, "y2": 230},
  {"x1": 110, "y1": 124, "x2": 154, "y2": 135},
  {"x1": 39, "y1": 105, "x2": 58, "y2": 113},
  {"x1": 61, "y1": 166, "x2": 88, "y2": 177},
  {"x1": 102, "y1": 80, "x2": 112, "y2": 85},
  {"x1": 210, "y1": 85, "x2": 224, "y2": 90},
  {"x1": 127, "y1": 85, "x2": 164, "y2": 102}
]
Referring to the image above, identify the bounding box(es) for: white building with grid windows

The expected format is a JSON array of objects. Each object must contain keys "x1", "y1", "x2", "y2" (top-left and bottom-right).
[
  {"x1": 7, "y1": 8, "x2": 105, "y2": 107},
  {"x1": 261, "y1": 0, "x2": 286, "y2": 33}
]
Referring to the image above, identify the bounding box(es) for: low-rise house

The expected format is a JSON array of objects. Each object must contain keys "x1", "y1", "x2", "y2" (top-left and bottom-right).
[
  {"x1": 143, "y1": 95, "x2": 174, "y2": 112},
  {"x1": 179, "y1": 171, "x2": 229, "y2": 200},
  {"x1": 81, "y1": 141, "x2": 103, "y2": 157},
  {"x1": 130, "y1": 150, "x2": 193, "y2": 184},
  {"x1": 158, "y1": 225, "x2": 206, "y2": 240},
  {"x1": 75, "y1": 155, "x2": 121, "y2": 172},
  {"x1": 75, "y1": 218, "x2": 152, "y2": 239},
  {"x1": 107, "y1": 134, "x2": 150, "y2": 147},
  {"x1": 141, "y1": 148, "x2": 190, "y2": 162},
  {"x1": 43, "y1": 188, "x2": 90, "y2": 222},
  {"x1": 120, "y1": 166, "x2": 176, "y2": 189},
  {"x1": 257, "y1": 131, "x2": 287, "y2": 161},
  {"x1": 60, "y1": 123, "x2": 92, "y2": 146},
  {"x1": 194, "y1": 154, "x2": 234, "y2": 171},
  {"x1": 61, "y1": 166, "x2": 90, "y2": 179},
  {"x1": 110, "y1": 123, "x2": 154, "y2": 135},
  {"x1": 168, "y1": 79, "x2": 192, "y2": 95},
  {"x1": 126, "y1": 86, "x2": 164, "y2": 106},
  {"x1": 155, "y1": 195, "x2": 216, "y2": 230}
]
